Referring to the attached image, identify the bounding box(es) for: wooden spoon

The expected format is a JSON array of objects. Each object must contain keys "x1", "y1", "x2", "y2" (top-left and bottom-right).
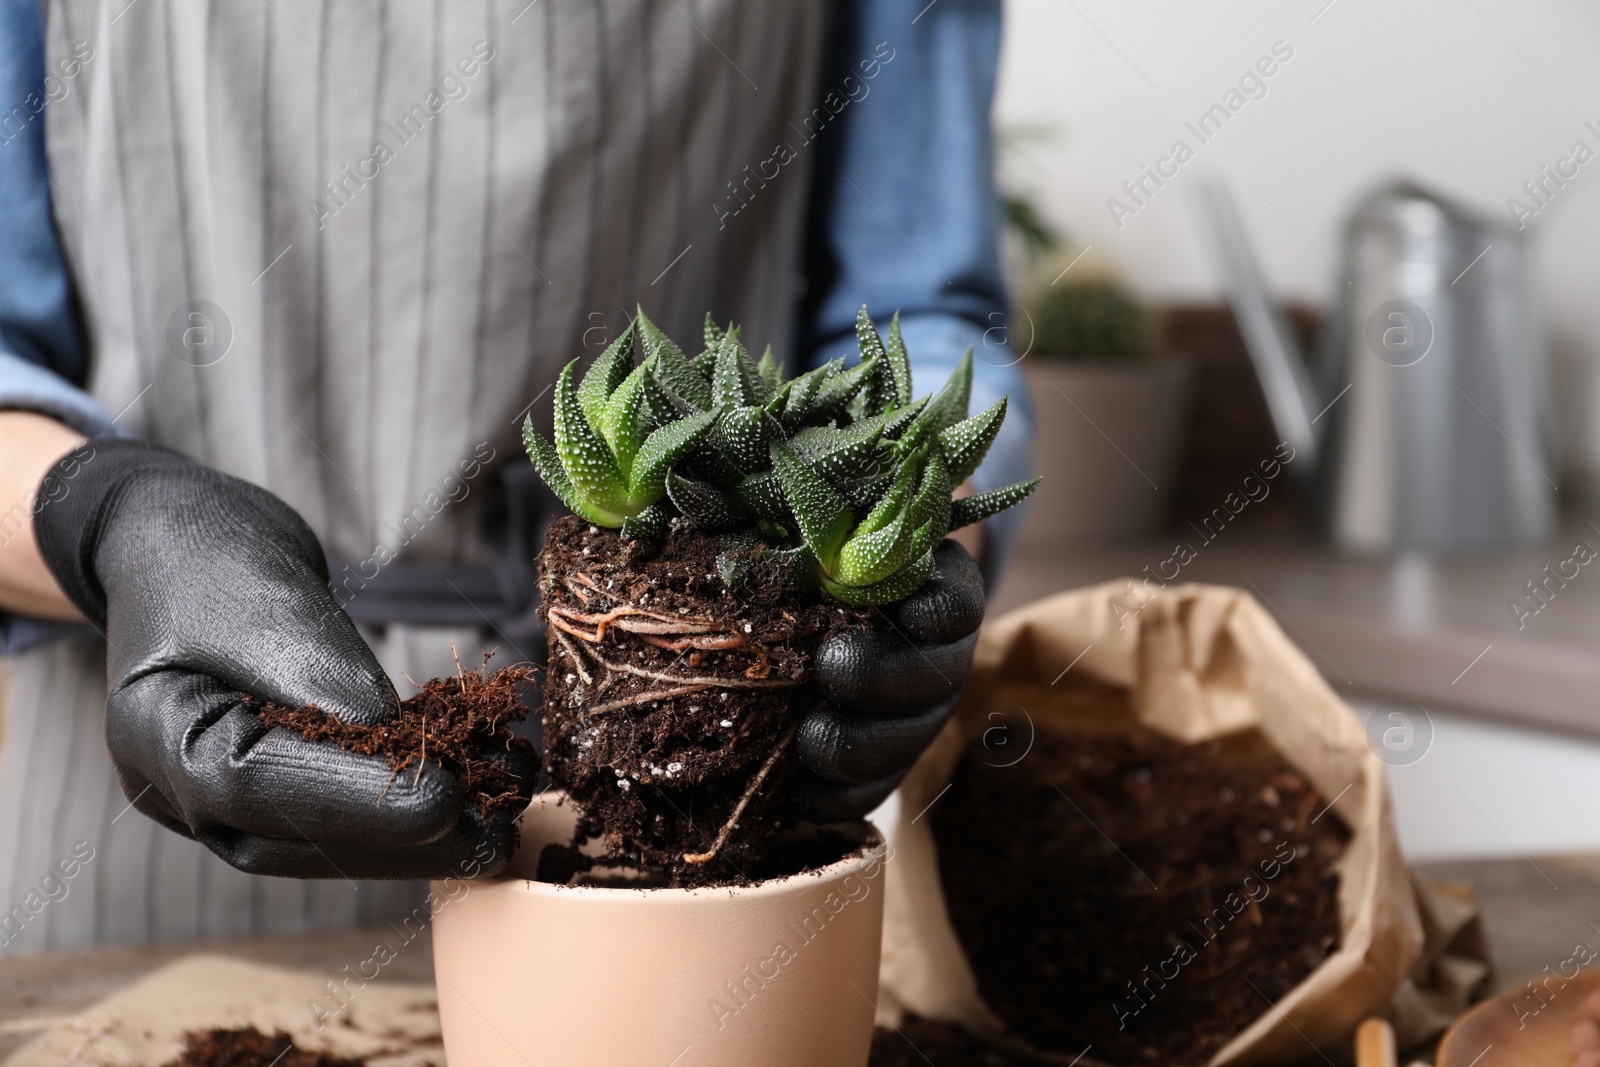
[{"x1": 1437, "y1": 968, "x2": 1600, "y2": 1067}]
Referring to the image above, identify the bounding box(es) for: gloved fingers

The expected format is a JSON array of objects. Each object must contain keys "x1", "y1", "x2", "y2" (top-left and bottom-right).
[
  {"x1": 789, "y1": 768, "x2": 909, "y2": 823},
  {"x1": 107, "y1": 554, "x2": 398, "y2": 728},
  {"x1": 895, "y1": 540, "x2": 984, "y2": 645},
  {"x1": 814, "y1": 630, "x2": 978, "y2": 714},
  {"x1": 796, "y1": 693, "x2": 961, "y2": 785},
  {"x1": 195, "y1": 804, "x2": 523, "y2": 880},
  {"x1": 108, "y1": 671, "x2": 464, "y2": 849}
]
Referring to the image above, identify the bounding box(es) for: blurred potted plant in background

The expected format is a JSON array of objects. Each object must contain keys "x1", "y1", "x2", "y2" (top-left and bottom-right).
[
  {"x1": 995, "y1": 128, "x2": 1193, "y2": 548},
  {"x1": 1016, "y1": 263, "x2": 1193, "y2": 548}
]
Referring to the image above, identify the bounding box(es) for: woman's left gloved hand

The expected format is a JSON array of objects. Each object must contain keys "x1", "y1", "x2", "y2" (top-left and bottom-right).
[{"x1": 791, "y1": 539, "x2": 984, "y2": 821}]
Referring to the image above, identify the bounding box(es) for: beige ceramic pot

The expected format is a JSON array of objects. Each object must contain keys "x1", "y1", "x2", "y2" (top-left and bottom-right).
[
  {"x1": 1018, "y1": 357, "x2": 1193, "y2": 548},
  {"x1": 432, "y1": 792, "x2": 888, "y2": 1067}
]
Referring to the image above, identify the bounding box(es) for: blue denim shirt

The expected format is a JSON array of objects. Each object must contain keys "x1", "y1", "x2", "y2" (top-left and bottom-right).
[{"x1": 0, "y1": 0, "x2": 1032, "y2": 652}]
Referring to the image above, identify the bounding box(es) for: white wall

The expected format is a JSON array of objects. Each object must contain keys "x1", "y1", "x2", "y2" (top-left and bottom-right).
[{"x1": 995, "y1": 0, "x2": 1600, "y2": 473}]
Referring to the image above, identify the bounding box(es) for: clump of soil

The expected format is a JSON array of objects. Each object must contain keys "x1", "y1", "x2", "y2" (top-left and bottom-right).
[
  {"x1": 163, "y1": 1028, "x2": 364, "y2": 1067},
  {"x1": 869, "y1": 1016, "x2": 1028, "y2": 1066},
  {"x1": 537, "y1": 515, "x2": 875, "y2": 887},
  {"x1": 254, "y1": 655, "x2": 536, "y2": 819},
  {"x1": 933, "y1": 722, "x2": 1349, "y2": 1066}
]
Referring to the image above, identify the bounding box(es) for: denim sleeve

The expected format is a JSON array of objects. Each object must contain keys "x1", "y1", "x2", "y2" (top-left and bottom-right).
[
  {"x1": 0, "y1": 0, "x2": 111, "y2": 652},
  {"x1": 800, "y1": 0, "x2": 1034, "y2": 583}
]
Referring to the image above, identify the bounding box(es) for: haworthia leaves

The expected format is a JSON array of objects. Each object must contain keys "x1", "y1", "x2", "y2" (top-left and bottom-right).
[
  {"x1": 576, "y1": 318, "x2": 637, "y2": 430},
  {"x1": 898, "y1": 349, "x2": 974, "y2": 455},
  {"x1": 885, "y1": 313, "x2": 913, "y2": 411},
  {"x1": 949, "y1": 478, "x2": 1041, "y2": 530},
  {"x1": 770, "y1": 438, "x2": 854, "y2": 567},
  {"x1": 551, "y1": 360, "x2": 630, "y2": 524},
  {"x1": 620, "y1": 502, "x2": 671, "y2": 541},
  {"x1": 822, "y1": 547, "x2": 934, "y2": 606},
  {"x1": 523, "y1": 416, "x2": 600, "y2": 525},
  {"x1": 628, "y1": 408, "x2": 719, "y2": 502},
  {"x1": 667, "y1": 470, "x2": 747, "y2": 531},
  {"x1": 640, "y1": 310, "x2": 712, "y2": 410},
  {"x1": 600, "y1": 363, "x2": 655, "y2": 478},
  {"x1": 939, "y1": 397, "x2": 1007, "y2": 485},
  {"x1": 522, "y1": 308, "x2": 1032, "y2": 599}
]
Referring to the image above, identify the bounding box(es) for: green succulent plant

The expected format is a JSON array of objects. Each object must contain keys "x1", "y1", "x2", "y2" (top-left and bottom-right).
[
  {"x1": 1029, "y1": 276, "x2": 1155, "y2": 361},
  {"x1": 523, "y1": 307, "x2": 1038, "y2": 606}
]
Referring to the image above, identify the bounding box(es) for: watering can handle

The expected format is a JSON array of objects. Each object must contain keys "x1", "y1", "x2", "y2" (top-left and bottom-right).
[{"x1": 1355, "y1": 1017, "x2": 1398, "y2": 1067}]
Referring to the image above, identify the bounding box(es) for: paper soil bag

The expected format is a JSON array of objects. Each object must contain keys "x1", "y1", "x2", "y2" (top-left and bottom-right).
[{"x1": 878, "y1": 582, "x2": 1489, "y2": 1066}]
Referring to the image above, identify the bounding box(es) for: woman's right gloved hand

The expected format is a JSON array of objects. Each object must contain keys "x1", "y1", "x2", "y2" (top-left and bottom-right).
[{"x1": 33, "y1": 439, "x2": 536, "y2": 879}]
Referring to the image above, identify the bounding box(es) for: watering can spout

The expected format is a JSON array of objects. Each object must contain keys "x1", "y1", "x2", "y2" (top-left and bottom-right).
[{"x1": 1195, "y1": 178, "x2": 1322, "y2": 473}]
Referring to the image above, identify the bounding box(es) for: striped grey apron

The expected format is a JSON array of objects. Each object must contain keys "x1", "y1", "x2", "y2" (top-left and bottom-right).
[{"x1": 0, "y1": 0, "x2": 828, "y2": 952}]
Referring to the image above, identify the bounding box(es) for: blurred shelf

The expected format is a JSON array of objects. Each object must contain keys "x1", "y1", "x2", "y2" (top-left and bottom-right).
[{"x1": 993, "y1": 525, "x2": 1600, "y2": 740}]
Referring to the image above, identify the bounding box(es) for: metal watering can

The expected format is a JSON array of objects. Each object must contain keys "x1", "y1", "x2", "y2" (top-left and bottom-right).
[{"x1": 1196, "y1": 177, "x2": 1555, "y2": 552}]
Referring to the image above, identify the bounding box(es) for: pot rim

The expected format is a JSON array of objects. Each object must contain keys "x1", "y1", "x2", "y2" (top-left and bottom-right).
[{"x1": 471, "y1": 793, "x2": 889, "y2": 903}]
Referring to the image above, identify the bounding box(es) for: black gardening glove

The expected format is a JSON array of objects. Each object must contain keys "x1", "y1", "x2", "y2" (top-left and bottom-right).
[
  {"x1": 34, "y1": 439, "x2": 536, "y2": 879},
  {"x1": 792, "y1": 540, "x2": 984, "y2": 821}
]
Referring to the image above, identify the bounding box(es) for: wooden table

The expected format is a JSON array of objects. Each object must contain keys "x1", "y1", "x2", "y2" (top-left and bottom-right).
[
  {"x1": 0, "y1": 925, "x2": 435, "y2": 1060},
  {"x1": 0, "y1": 855, "x2": 1584, "y2": 1062}
]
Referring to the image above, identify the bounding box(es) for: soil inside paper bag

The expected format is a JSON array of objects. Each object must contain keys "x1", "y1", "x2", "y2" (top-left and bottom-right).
[
  {"x1": 164, "y1": 1028, "x2": 365, "y2": 1067},
  {"x1": 869, "y1": 1015, "x2": 1029, "y2": 1065},
  {"x1": 932, "y1": 722, "x2": 1348, "y2": 1065}
]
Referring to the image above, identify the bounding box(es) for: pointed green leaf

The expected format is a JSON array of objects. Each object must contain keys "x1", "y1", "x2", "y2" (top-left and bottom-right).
[
  {"x1": 789, "y1": 424, "x2": 892, "y2": 486},
  {"x1": 950, "y1": 478, "x2": 1041, "y2": 530},
  {"x1": 835, "y1": 505, "x2": 919, "y2": 587},
  {"x1": 627, "y1": 408, "x2": 719, "y2": 503},
  {"x1": 885, "y1": 313, "x2": 913, "y2": 410},
  {"x1": 666, "y1": 470, "x2": 747, "y2": 532},
  {"x1": 856, "y1": 306, "x2": 887, "y2": 366},
  {"x1": 733, "y1": 471, "x2": 790, "y2": 522},
  {"x1": 940, "y1": 396, "x2": 1006, "y2": 486},
  {"x1": 714, "y1": 406, "x2": 772, "y2": 474},
  {"x1": 620, "y1": 502, "x2": 671, "y2": 541},
  {"x1": 898, "y1": 349, "x2": 974, "y2": 454},
  {"x1": 703, "y1": 313, "x2": 721, "y2": 353},
  {"x1": 822, "y1": 547, "x2": 935, "y2": 606},
  {"x1": 908, "y1": 448, "x2": 952, "y2": 540},
  {"x1": 779, "y1": 360, "x2": 840, "y2": 427},
  {"x1": 549, "y1": 361, "x2": 630, "y2": 525},
  {"x1": 577, "y1": 318, "x2": 637, "y2": 430},
  {"x1": 770, "y1": 438, "x2": 854, "y2": 568},
  {"x1": 808, "y1": 357, "x2": 877, "y2": 423},
  {"x1": 712, "y1": 332, "x2": 770, "y2": 407},
  {"x1": 600, "y1": 363, "x2": 654, "y2": 478},
  {"x1": 639, "y1": 309, "x2": 712, "y2": 410},
  {"x1": 756, "y1": 345, "x2": 784, "y2": 391},
  {"x1": 855, "y1": 447, "x2": 924, "y2": 539},
  {"x1": 523, "y1": 417, "x2": 615, "y2": 526}
]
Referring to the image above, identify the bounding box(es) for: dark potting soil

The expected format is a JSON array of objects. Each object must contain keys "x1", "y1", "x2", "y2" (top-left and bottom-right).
[
  {"x1": 869, "y1": 1016, "x2": 1030, "y2": 1066},
  {"x1": 253, "y1": 657, "x2": 536, "y2": 820},
  {"x1": 163, "y1": 1028, "x2": 364, "y2": 1067},
  {"x1": 538, "y1": 514, "x2": 877, "y2": 887},
  {"x1": 933, "y1": 723, "x2": 1349, "y2": 1066},
  {"x1": 536, "y1": 825, "x2": 870, "y2": 888}
]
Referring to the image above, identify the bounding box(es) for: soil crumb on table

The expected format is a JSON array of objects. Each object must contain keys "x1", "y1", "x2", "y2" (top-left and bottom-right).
[
  {"x1": 933, "y1": 723, "x2": 1350, "y2": 1066},
  {"x1": 538, "y1": 515, "x2": 875, "y2": 887},
  {"x1": 164, "y1": 1028, "x2": 364, "y2": 1067},
  {"x1": 254, "y1": 657, "x2": 536, "y2": 819},
  {"x1": 869, "y1": 1016, "x2": 1027, "y2": 1066}
]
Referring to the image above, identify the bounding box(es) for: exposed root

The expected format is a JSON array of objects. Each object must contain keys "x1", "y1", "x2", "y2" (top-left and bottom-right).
[
  {"x1": 585, "y1": 684, "x2": 711, "y2": 716},
  {"x1": 552, "y1": 627, "x2": 594, "y2": 685},
  {"x1": 684, "y1": 722, "x2": 798, "y2": 865},
  {"x1": 594, "y1": 656, "x2": 803, "y2": 690},
  {"x1": 639, "y1": 632, "x2": 747, "y2": 652}
]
